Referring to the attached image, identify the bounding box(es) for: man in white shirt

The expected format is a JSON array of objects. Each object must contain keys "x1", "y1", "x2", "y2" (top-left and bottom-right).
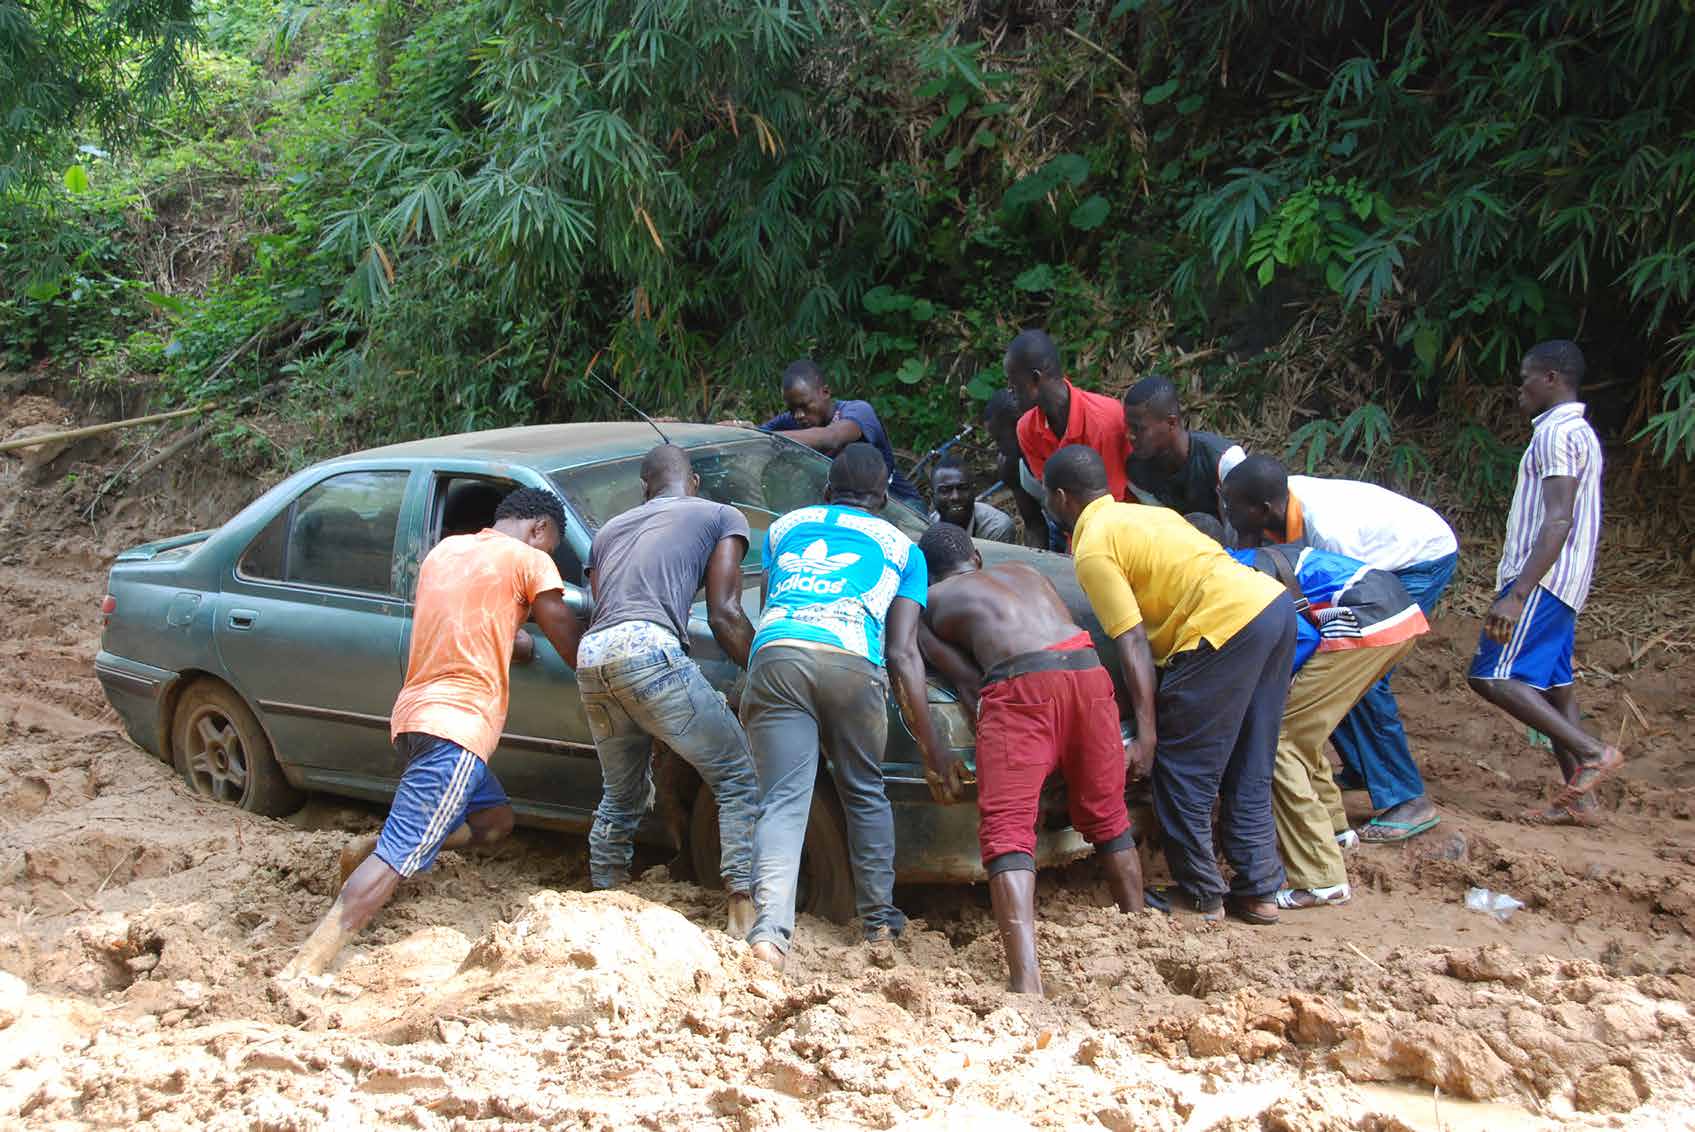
[
  {"x1": 1223, "y1": 456, "x2": 1459, "y2": 843},
  {"x1": 1467, "y1": 341, "x2": 1622, "y2": 823}
]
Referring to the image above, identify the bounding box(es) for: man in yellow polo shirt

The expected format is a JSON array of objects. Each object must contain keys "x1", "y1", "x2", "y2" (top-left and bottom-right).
[{"x1": 1043, "y1": 445, "x2": 1297, "y2": 925}]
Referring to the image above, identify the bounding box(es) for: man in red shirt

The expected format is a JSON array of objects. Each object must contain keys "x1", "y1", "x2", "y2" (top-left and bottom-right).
[{"x1": 1005, "y1": 329, "x2": 1133, "y2": 503}]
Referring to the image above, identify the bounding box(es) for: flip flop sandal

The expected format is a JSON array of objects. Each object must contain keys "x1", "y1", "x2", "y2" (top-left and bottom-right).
[
  {"x1": 1553, "y1": 746, "x2": 1625, "y2": 804},
  {"x1": 1520, "y1": 802, "x2": 1602, "y2": 828},
  {"x1": 1275, "y1": 884, "x2": 1352, "y2": 910},
  {"x1": 1143, "y1": 886, "x2": 1224, "y2": 921},
  {"x1": 1224, "y1": 896, "x2": 1280, "y2": 925},
  {"x1": 1357, "y1": 815, "x2": 1440, "y2": 843}
]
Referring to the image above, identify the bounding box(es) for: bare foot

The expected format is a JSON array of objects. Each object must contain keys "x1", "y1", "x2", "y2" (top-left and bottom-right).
[
  {"x1": 725, "y1": 892, "x2": 755, "y2": 938},
  {"x1": 1554, "y1": 746, "x2": 1625, "y2": 804},
  {"x1": 750, "y1": 941, "x2": 785, "y2": 974}
]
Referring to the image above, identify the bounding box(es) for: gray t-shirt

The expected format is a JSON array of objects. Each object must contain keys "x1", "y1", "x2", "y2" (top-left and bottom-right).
[
  {"x1": 927, "y1": 501, "x2": 1017, "y2": 544},
  {"x1": 585, "y1": 495, "x2": 751, "y2": 647}
]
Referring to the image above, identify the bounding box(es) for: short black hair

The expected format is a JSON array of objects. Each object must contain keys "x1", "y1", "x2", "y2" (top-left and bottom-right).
[
  {"x1": 1005, "y1": 329, "x2": 1062, "y2": 381},
  {"x1": 494, "y1": 487, "x2": 567, "y2": 535},
  {"x1": 1043, "y1": 444, "x2": 1109, "y2": 497},
  {"x1": 1184, "y1": 512, "x2": 1226, "y2": 544},
  {"x1": 828, "y1": 441, "x2": 887, "y2": 500},
  {"x1": 932, "y1": 452, "x2": 968, "y2": 480},
  {"x1": 1223, "y1": 453, "x2": 1288, "y2": 504},
  {"x1": 919, "y1": 522, "x2": 976, "y2": 582},
  {"x1": 1524, "y1": 339, "x2": 1585, "y2": 387},
  {"x1": 781, "y1": 358, "x2": 826, "y2": 393},
  {"x1": 1124, "y1": 374, "x2": 1181, "y2": 417},
  {"x1": 983, "y1": 388, "x2": 1020, "y2": 424}
]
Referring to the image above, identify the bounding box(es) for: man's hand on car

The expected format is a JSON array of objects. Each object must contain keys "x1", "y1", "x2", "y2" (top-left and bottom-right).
[{"x1": 511, "y1": 629, "x2": 535, "y2": 665}]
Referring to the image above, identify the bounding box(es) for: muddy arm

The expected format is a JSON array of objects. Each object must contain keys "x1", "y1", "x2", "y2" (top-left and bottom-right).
[{"x1": 917, "y1": 620, "x2": 981, "y2": 720}]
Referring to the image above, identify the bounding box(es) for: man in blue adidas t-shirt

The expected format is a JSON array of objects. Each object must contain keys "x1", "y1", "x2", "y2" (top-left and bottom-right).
[{"x1": 744, "y1": 443, "x2": 951, "y2": 973}]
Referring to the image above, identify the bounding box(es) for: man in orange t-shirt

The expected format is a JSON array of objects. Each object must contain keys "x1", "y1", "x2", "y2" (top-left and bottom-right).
[
  {"x1": 1005, "y1": 328, "x2": 1134, "y2": 504},
  {"x1": 282, "y1": 488, "x2": 584, "y2": 980}
]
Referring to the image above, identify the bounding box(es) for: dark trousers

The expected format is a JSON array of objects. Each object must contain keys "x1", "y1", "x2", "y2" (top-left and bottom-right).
[{"x1": 1152, "y1": 594, "x2": 1297, "y2": 908}]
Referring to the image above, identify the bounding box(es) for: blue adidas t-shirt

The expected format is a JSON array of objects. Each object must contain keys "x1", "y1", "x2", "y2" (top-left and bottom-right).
[{"x1": 754, "y1": 504, "x2": 928, "y2": 666}]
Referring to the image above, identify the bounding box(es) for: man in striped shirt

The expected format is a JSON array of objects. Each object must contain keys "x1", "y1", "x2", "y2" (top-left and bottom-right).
[{"x1": 1468, "y1": 340, "x2": 1623, "y2": 823}]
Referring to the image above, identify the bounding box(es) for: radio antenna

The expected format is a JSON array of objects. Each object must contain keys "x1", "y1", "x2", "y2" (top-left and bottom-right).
[{"x1": 587, "y1": 365, "x2": 671, "y2": 445}]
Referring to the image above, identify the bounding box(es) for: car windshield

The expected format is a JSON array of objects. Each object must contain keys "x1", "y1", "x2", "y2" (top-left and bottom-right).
[{"x1": 551, "y1": 436, "x2": 931, "y2": 567}]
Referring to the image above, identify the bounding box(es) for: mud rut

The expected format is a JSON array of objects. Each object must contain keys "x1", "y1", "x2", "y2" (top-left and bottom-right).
[{"x1": 2, "y1": 395, "x2": 1694, "y2": 1130}]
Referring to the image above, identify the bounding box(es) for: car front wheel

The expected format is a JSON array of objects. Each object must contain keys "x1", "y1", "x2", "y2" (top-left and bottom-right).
[
  {"x1": 689, "y1": 779, "x2": 854, "y2": 924},
  {"x1": 170, "y1": 680, "x2": 301, "y2": 816}
]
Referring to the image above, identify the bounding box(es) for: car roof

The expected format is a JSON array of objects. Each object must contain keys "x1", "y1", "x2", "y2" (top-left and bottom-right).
[{"x1": 352, "y1": 422, "x2": 757, "y2": 470}]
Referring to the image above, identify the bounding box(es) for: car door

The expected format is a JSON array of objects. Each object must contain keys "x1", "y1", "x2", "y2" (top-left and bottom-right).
[
  {"x1": 214, "y1": 467, "x2": 414, "y2": 784},
  {"x1": 398, "y1": 468, "x2": 603, "y2": 829}
]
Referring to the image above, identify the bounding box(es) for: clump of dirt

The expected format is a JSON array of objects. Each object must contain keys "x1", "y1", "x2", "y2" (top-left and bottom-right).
[{"x1": 3, "y1": 390, "x2": 1695, "y2": 1129}]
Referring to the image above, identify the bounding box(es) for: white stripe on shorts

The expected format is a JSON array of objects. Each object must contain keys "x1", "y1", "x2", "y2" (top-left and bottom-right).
[
  {"x1": 399, "y1": 746, "x2": 478, "y2": 875},
  {"x1": 1491, "y1": 586, "x2": 1542, "y2": 681}
]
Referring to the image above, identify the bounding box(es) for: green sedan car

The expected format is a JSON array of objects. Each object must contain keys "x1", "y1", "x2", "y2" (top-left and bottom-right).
[{"x1": 96, "y1": 423, "x2": 1104, "y2": 920}]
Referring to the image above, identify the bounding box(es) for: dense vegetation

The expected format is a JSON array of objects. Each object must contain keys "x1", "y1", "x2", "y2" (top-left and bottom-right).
[{"x1": 4, "y1": 0, "x2": 1694, "y2": 504}]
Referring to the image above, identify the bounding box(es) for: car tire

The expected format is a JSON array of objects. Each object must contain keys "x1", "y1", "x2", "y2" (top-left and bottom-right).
[
  {"x1": 170, "y1": 680, "x2": 301, "y2": 817},
  {"x1": 689, "y1": 779, "x2": 855, "y2": 925}
]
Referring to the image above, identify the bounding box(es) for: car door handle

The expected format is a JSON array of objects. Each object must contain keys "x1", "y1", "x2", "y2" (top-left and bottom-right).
[{"x1": 228, "y1": 609, "x2": 258, "y2": 630}]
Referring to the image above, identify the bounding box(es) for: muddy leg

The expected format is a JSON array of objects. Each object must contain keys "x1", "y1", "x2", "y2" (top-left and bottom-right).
[
  {"x1": 988, "y1": 865, "x2": 1041, "y2": 996},
  {"x1": 282, "y1": 854, "x2": 402, "y2": 979},
  {"x1": 1097, "y1": 847, "x2": 1145, "y2": 913},
  {"x1": 726, "y1": 892, "x2": 756, "y2": 938}
]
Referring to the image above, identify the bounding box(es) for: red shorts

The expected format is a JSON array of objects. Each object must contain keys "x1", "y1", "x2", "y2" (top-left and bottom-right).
[{"x1": 974, "y1": 640, "x2": 1130, "y2": 865}]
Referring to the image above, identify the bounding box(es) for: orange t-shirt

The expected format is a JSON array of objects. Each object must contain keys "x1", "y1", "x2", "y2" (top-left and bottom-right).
[
  {"x1": 390, "y1": 529, "x2": 565, "y2": 760},
  {"x1": 1016, "y1": 380, "x2": 1134, "y2": 501}
]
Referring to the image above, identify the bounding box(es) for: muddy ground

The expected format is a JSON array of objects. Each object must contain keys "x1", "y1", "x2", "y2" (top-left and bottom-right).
[{"x1": 1, "y1": 393, "x2": 1693, "y2": 1130}]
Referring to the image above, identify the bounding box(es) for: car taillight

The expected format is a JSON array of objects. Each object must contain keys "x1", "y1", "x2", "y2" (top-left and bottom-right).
[{"x1": 101, "y1": 594, "x2": 116, "y2": 625}]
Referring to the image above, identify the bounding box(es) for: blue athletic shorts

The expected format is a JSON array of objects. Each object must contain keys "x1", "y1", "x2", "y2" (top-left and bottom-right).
[
  {"x1": 374, "y1": 733, "x2": 509, "y2": 877},
  {"x1": 1468, "y1": 582, "x2": 1576, "y2": 691}
]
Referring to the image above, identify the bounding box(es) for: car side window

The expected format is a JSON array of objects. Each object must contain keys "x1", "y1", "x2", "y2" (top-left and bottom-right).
[{"x1": 238, "y1": 470, "x2": 409, "y2": 595}]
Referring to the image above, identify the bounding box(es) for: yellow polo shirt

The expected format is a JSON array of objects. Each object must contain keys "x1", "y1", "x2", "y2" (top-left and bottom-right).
[{"x1": 1071, "y1": 495, "x2": 1284, "y2": 664}]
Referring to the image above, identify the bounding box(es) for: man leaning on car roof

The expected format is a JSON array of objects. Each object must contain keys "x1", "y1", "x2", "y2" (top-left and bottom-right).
[{"x1": 280, "y1": 487, "x2": 584, "y2": 981}]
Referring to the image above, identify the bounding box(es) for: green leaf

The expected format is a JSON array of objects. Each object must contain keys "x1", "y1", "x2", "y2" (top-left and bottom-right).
[
  {"x1": 947, "y1": 92, "x2": 967, "y2": 118},
  {"x1": 1145, "y1": 80, "x2": 1180, "y2": 105},
  {"x1": 967, "y1": 371, "x2": 1002, "y2": 399},
  {"x1": 1049, "y1": 153, "x2": 1090, "y2": 186},
  {"x1": 1070, "y1": 195, "x2": 1110, "y2": 231},
  {"x1": 1014, "y1": 264, "x2": 1057, "y2": 292},
  {"x1": 62, "y1": 164, "x2": 89, "y2": 194},
  {"x1": 863, "y1": 285, "x2": 914, "y2": 314},
  {"x1": 944, "y1": 146, "x2": 964, "y2": 171},
  {"x1": 1325, "y1": 260, "x2": 1346, "y2": 292},
  {"x1": 1176, "y1": 95, "x2": 1205, "y2": 115},
  {"x1": 1256, "y1": 257, "x2": 1276, "y2": 286},
  {"x1": 895, "y1": 357, "x2": 928, "y2": 385},
  {"x1": 24, "y1": 278, "x2": 61, "y2": 302},
  {"x1": 1413, "y1": 324, "x2": 1440, "y2": 371},
  {"x1": 910, "y1": 299, "x2": 937, "y2": 321}
]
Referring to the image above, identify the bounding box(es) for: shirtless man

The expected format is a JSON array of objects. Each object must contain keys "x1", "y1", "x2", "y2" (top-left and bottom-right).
[{"x1": 916, "y1": 522, "x2": 1143, "y2": 995}]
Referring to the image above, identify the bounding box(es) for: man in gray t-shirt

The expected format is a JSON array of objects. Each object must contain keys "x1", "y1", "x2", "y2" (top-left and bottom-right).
[{"x1": 576, "y1": 444, "x2": 762, "y2": 937}]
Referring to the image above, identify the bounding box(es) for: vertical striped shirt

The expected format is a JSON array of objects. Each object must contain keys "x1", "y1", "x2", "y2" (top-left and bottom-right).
[{"x1": 1496, "y1": 401, "x2": 1602, "y2": 612}]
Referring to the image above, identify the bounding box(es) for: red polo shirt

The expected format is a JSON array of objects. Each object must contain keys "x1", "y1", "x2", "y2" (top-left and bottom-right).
[{"x1": 1016, "y1": 381, "x2": 1134, "y2": 501}]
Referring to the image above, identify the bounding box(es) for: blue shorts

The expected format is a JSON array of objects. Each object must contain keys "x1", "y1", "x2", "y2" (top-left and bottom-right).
[
  {"x1": 374, "y1": 733, "x2": 509, "y2": 878},
  {"x1": 1468, "y1": 583, "x2": 1576, "y2": 691}
]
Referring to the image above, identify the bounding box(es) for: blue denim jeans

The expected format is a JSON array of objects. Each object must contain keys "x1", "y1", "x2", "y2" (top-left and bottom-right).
[
  {"x1": 1331, "y1": 551, "x2": 1458, "y2": 811},
  {"x1": 742, "y1": 644, "x2": 907, "y2": 953},
  {"x1": 579, "y1": 645, "x2": 759, "y2": 893}
]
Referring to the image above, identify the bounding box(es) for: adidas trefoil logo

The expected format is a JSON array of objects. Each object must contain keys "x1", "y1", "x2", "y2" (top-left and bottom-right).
[{"x1": 774, "y1": 539, "x2": 860, "y2": 597}]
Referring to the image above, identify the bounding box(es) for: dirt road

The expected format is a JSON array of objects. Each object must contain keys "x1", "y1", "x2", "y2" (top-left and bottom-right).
[{"x1": 2, "y1": 394, "x2": 1692, "y2": 1130}]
